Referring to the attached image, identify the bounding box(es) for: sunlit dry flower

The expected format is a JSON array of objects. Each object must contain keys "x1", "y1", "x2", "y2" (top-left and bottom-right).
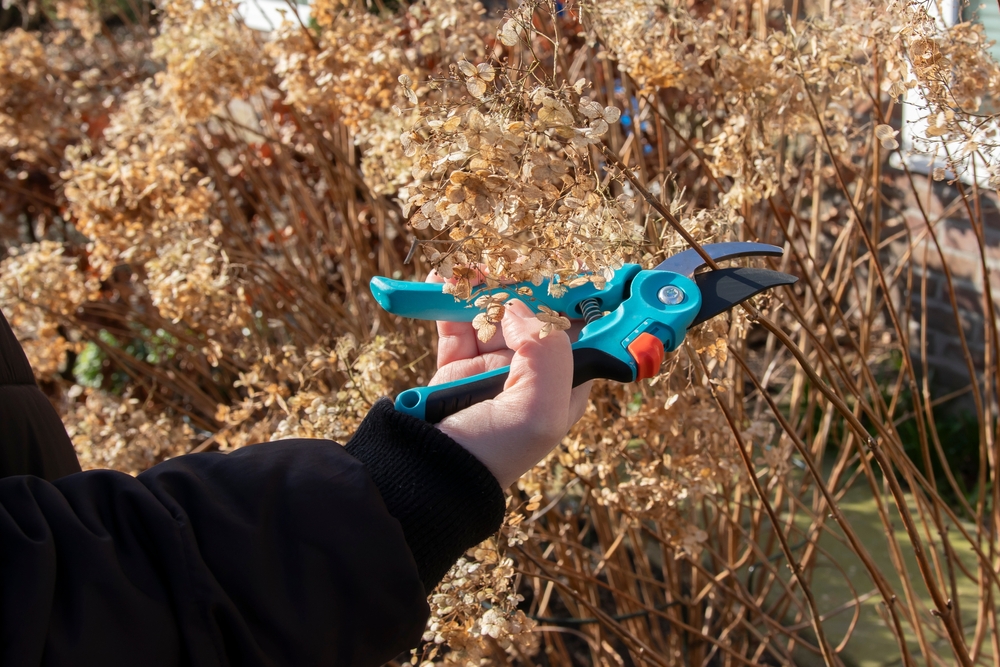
[
  {"x1": 498, "y1": 19, "x2": 525, "y2": 46},
  {"x1": 875, "y1": 123, "x2": 899, "y2": 150},
  {"x1": 398, "y1": 74, "x2": 418, "y2": 105},
  {"x1": 153, "y1": 0, "x2": 269, "y2": 123},
  {"x1": 55, "y1": 0, "x2": 102, "y2": 43},
  {"x1": 535, "y1": 305, "x2": 571, "y2": 338},
  {"x1": 397, "y1": 67, "x2": 635, "y2": 294},
  {"x1": 68, "y1": 390, "x2": 194, "y2": 474},
  {"x1": 457, "y1": 59, "x2": 496, "y2": 99},
  {"x1": 471, "y1": 291, "x2": 509, "y2": 342},
  {"x1": 0, "y1": 242, "x2": 100, "y2": 377}
]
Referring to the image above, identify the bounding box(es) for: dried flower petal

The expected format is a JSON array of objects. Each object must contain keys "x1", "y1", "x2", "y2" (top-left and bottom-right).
[
  {"x1": 536, "y1": 304, "x2": 571, "y2": 338},
  {"x1": 457, "y1": 59, "x2": 479, "y2": 78},
  {"x1": 498, "y1": 20, "x2": 522, "y2": 46},
  {"x1": 466, "y1": 77, "x2": 488, "y2": 98},
  {"x1": 874, "y1": 124, "x2": 897, "y2": 141},
  {"x1": 472, "y1": 312, "x2": 498, "y2": 342},
  {"x1": 589, "y1": 118, "x2": 609, "y2": 136},
  {"x1": 476, "y1": 63, "x2": 495, "y2": 82}
]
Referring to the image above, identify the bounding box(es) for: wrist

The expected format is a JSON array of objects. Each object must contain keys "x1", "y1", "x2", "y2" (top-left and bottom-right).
[{"x1": 345, "y1": 399, "x2": 507, "y2": 590}]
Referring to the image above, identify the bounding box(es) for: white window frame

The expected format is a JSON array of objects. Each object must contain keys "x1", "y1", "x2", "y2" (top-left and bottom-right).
[
  {"x1": 892, "y1": 0, "x2": 997, "y2": 189},
  {"x1": 235, "y1": 0, "x2": 310, "y2": 32}
]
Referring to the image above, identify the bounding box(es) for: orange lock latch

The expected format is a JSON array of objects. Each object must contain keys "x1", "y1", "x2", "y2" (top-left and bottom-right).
[{"x1": 627, "y1": 333, "x2": 665, "y2": 380}]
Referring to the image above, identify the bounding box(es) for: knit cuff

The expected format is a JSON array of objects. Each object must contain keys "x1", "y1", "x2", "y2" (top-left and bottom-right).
[{"x1": 345, "y1": 398, "x2": 506, "y2": 592}]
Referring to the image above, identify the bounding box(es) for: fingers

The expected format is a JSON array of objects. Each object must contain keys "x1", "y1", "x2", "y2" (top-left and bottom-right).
[
  {"x1": 502, "y1": 300, "x2": 591, "y2": 435},
  {"x1": 427, "y1": 271, "x2": 589, "y2": 436},
  {"x1": 500, "y1": 299, "x2": 557, "y2": 357},
  {"x1": 427, "y1": 271, "x2": 482, "y2": 368},
  {"x1": 428, "y1": 271, "x2": 510, "y2": 368},
  {"x1": 434, "y1": 299, "x2": 591, "y2": 428},
  {"x1": 494, "y1": 299, "x2": 576, "y2": 436},
  {"x1": 436, "y1": 321, "x2": 488, "y2": 369},
  {"x1": 433, "y1": 298, "x2": 592, "y2": 488},
  {"x1": 429, "y1": 350, "x2": 514, "y2": 386}
]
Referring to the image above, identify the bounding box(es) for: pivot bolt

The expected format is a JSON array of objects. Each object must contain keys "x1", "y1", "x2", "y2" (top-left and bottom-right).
[{"x1": 657, "y1": 285, "x2": 685, "y2": 305}]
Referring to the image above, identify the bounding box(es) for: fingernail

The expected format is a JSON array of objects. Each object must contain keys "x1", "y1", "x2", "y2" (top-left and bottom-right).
[{"x1": 504, "y1": 299, "x2": 530, "y2": 317}]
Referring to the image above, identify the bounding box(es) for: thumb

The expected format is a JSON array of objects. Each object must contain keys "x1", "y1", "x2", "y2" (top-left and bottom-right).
[{"x1": 493, "y1": 299, "x2": 575, "y2": 433}]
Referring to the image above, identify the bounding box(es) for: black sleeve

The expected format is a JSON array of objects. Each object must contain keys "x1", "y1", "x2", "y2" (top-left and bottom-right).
[
  {"x1": 0, "y1": 308, "x2": 81, "y2": 481},
  {"x1": 345, "y1": 399, "x2": 507, "y2": 591},
  {"x1": 1, "y1": 400, "x2": 506, "y2": 667}
]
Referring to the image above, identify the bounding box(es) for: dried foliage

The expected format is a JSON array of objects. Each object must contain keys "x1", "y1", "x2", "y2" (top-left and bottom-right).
[
  {"x1": 2, "y1": 0, "x2": 1000, "y2": 665},
  {"x1": 153, "y1": 0, "x2": 270, "y2": 123}
]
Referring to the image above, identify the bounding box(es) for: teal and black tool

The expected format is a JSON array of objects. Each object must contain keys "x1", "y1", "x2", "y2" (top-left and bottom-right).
[{"x1": 370, "y1": 242, "x2": 796, "y2": 423}]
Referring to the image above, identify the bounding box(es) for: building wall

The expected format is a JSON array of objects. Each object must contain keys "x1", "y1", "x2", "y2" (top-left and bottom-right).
[{"x1": 889, "y1": 171, "x2": 998, "y2": 389}]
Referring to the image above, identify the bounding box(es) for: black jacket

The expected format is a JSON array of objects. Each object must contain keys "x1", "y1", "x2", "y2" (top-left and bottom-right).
[{"x1": 0, "y1": 311, "x2": 507, "y2": 666}]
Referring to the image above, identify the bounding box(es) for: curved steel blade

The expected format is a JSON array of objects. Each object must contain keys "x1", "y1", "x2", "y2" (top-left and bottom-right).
[
  {"x1": 654, "y1": 242, "x2": 784, "y2": 278},
  {"x1": 690, "y1": 267, "x2": 797, "y2": 327}
]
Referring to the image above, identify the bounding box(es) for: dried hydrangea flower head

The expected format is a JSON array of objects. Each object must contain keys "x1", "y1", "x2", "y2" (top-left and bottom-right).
[
  {"x1": 398, "y1": 70, "x2": 640, "y2": 311},
  {"x1": 266, "y1": 0, "x2": 492, "y2": 194},
  {"x1": 153, "y1": 0, "x2": 269, "y2": 124},
  {"x1": 0, "y1": 242, "x2": 99, "y2": 377},
  {"x1": 0, "y1": 29, "x2": 75, "y2": 163}
]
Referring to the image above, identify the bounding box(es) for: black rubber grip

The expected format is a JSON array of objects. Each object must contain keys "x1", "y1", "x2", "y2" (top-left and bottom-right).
[
  {"x1": 423, "y1": 371, "x2": 509, "y2": 423},
  {"x1": 572, "y1": 347, "x2": 634, "y2": 385},
  {"x1": 419, "y1": 348, "x2": 632, "y2": 423}
]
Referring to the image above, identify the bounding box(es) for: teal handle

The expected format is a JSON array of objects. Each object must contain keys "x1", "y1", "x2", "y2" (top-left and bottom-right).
[
  {"x1": 370, "y1": 278, "x2": 478, "y2": 321},
  {"x1": 393, "y1": 270, "x2": 703, "y2": 423},
  {"x1": 574, "y1": 270, "x2": 701, "y2": 356},
  {"x1": 370, "y1": 265, "x2": 642, "y2": 322}
]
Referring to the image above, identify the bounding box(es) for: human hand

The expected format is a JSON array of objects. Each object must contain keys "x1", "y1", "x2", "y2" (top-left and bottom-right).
[{"x1": 426, "y1": 274, "x2": 593, "y2": 488}]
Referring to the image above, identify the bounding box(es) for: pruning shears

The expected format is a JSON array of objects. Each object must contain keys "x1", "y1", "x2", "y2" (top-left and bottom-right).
[{"x1": 370, "y1": 242, "x2": 796, "y2": 423}]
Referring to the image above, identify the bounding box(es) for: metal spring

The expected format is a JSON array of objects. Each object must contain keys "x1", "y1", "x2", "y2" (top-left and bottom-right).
[{"x1": 580, "y1": 298, "x2": 603, "y2": 324}]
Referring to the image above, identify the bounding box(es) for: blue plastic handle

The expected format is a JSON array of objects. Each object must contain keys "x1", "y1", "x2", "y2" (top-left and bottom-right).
[
  {"x1": 370, "y1": 265, "x2": 642, "y2": 322},
  {"x1": 391, "y1": 270, "x2": 701, "y2": 422},
  {"x1": 572, "y1": 269, "x2": 700, "y2": 355}
]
